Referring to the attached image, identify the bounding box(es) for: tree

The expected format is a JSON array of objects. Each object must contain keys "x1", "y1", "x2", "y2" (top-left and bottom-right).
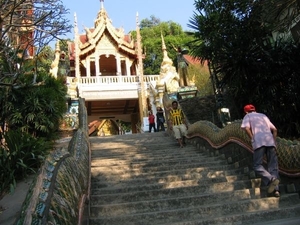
[
  {"x1": 0, "y1": 1, "x2": 71, "y2": 194},
  {"x1": 261, "y1": 0, "x2": 300, "y2": 33},
  {"x1": 5, "y1": 74, "x2": 67, "y2": 138},
  {"x1": 0, "y1": 0, "x2": 71, "y2": 136},
  {"x1": 140, "y1": 15, "x2": 161, "y2": 29},
  {"x1": 189, "y1": 0, "x2": 300, "y2": 137},
  {"x1": 188, "y1": 63, "x2": 213, "y2": 97},
  {"x1": 0, "y1": 0, "x2": 71, "y2": 87},
  {"x1": 133, "y1": 16, "x2": 195, "y2": 75}
]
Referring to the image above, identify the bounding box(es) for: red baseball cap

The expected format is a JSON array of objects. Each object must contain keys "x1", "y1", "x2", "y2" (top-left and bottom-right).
[{"x1": 244, "y1": 104, "x2": 256, "y2": 113}]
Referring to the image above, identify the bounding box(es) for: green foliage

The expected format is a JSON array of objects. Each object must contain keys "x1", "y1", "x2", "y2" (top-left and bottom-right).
[
  {"x1": 58, "y1": 39, "x2": 72, "y2": 77},
  {"x1": 0, "y1": 130, "x2": 51, "y2": 194},
  {"x1": 0, "y1": 0, "x2": 71, "y2": 197},
  {"x1": 34, "y1": 46, "x2": 55, "y2": 76},
  {"x1": 189, "y1": 0, "x2": 300, "y2": 138},
  {"x1": 2, "y1": 74, "x2": 67, "y2": 139},
  {"x1": 140, "y1": 15, "x2": 161, "y2": 28},
  {"x1": 0, "y1": 54, "x2": 66, "y2": 196},
  {"x1": 188, "y1": 64, "x2": 214, "y2": 97},
  {"x1": 136, "y1": 16, "x2": 195, "y2": 75}
]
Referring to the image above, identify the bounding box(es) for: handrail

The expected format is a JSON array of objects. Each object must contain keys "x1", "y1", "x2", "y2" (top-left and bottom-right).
[{"x1": 77, "y1": 75, "x2": 159, "y2": 85}]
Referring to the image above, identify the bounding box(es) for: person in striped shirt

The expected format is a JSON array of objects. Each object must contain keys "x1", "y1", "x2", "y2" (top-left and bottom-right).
[{"x1": 168, "y1": 101, "x2": 188, "y2": 148}]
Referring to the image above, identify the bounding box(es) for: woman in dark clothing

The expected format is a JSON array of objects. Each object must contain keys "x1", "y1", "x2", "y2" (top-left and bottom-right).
[{"x1": 156, "y1": 106, "x2": 165, "y2": 132}]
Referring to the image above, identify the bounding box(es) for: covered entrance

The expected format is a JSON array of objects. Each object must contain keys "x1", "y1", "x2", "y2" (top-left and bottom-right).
[{"x1": 86, "y1": 99, "x2": 140, "y2": 135}]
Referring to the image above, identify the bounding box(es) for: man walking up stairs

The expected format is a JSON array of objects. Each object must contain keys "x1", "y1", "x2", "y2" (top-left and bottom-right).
[{"x1": 89, "y1": 132, "x2": 300, "y2": 225}]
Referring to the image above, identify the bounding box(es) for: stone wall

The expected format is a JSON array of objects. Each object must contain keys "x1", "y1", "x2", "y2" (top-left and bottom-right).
[
  {"x1": 179, "y1": 95, "x2": 241, "y2": 127},
  {"x1": 179, "y1": 95, "x2": 220, "y2": 125}
]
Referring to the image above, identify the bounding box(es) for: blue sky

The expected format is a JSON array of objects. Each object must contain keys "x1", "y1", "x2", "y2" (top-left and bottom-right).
[{"x1": 62, "y1": 0, "x2": 197, "y2": 39}]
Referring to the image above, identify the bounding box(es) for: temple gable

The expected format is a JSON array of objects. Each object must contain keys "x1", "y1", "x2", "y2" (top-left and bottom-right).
[{"x1": 68, "y1": 1, "x2": 138, "y2": 78}]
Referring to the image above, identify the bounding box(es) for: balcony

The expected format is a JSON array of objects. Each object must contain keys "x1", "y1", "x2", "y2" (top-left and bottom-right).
[{"x1": 74, "y1": 75, "x2": 159, "y2": 100}]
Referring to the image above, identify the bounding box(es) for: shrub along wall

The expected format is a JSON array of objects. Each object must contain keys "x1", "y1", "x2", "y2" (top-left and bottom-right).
[{"x1": 15, "y1": 98, "x2": 90, "y2": 225}]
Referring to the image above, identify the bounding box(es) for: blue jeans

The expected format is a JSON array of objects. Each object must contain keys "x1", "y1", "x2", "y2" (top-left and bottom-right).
[{"x1": 253, "y1": 146, "x2": 279, "y2": 190}]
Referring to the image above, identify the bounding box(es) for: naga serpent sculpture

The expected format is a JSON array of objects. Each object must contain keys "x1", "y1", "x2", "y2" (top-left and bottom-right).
[
  {"x1": 186, "y1": 120, "x2": 300, "y2": 178},
  {"x1": 163, "y1": 93, "x2": 300, "y2": 178}
]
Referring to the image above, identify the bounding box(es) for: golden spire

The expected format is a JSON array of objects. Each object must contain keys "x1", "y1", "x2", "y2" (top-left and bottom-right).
[
  {"x1": 161, "y1": 31, "x2": 166, "y2": 50},
  {"x1": 161, "y1": 32, "x2": 173, "y2": 66},
  {"x1": 74, "y1": 12, "x2": 80, "y2": 79}
]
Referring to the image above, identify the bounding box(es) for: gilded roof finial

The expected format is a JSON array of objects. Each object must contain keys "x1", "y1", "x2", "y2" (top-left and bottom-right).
[
  {"x1": 74, "y1": 12, "x2": 78, "y2": 36},
  {"x1": 74, "y1": 12, "x2": 81, "y2": 78},
  {"x1": 161, "y1": 32, "x2": 173, "y2": 65},
  {"x1": 161, "y1": 31, "x2": 166, "y2": 51}
]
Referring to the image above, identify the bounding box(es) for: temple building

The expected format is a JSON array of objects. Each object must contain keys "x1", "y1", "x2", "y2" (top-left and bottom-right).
[
  {"x1": 62, "y1": 0, "x2": 196, "y2": 136},
  {"x1": 6, "y1": 0, "x2": 35, "y2": 58},
  {"x1": 68, "y1": 3, "x2": 138, "y2": 78},
  {"x1": 65, "y1": 0, "x2": 157, "y2": 135}
]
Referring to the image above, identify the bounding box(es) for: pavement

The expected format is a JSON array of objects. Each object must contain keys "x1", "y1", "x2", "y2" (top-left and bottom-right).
[{"x1": 0, "y1": 176, "x2": 34, "y2": 225}]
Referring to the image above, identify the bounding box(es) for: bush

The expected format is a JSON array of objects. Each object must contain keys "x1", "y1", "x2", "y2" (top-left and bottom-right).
[
  {"x1": 4, "y1": 75, "x2": 67, "y2": 140},
  {"x1": 0, "y1": 130, "x2": 52, "y2": 195}
]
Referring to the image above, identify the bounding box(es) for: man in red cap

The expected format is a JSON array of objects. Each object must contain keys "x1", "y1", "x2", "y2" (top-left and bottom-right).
[{"x1": 241, "y1": 104, "x2": 280, "y2": 197}]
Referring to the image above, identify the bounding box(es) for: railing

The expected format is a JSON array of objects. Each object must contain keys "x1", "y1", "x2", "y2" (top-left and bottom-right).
[
  {"x1": 78, "y1": 75, "x2": 159, "y2": 85},
  {"x1": 68, "y1": 75, "x2": 160, "y2": 100}
]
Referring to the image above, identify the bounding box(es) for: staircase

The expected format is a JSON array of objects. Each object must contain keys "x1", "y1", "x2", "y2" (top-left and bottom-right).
[{"x1": 89, "y1": 132, "x2": 300, "y2": 225}]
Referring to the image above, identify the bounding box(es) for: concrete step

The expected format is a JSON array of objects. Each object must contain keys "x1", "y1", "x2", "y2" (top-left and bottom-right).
[
  {"x1": 91, "y1": 161, "x2": 253, "y2": 190},
  {"x1": 91, "y1": 162, "x2": 236, "y2": 176},
  {"x1": 89, "y1": 134, "x2": 300, "y2": 225},
  {"x1": 90, "y1": 189, "x2": 253, "y2": 217},
  {"x1": 91, "y1": 155, "x2": 226, "y2": 168},
  {"x1": 90, "y1": 194, "x2": 300, "y2": 224},
  {"x1": 91, "y1": 174, "x2": 249, "y2": 190},
  {"x1": 90, "y1": 179, "x2": 261, "y2": 204},
  {"x1": 89, "y1": 132, "x2": 174, "y2": 145},
  {"x1": 166, "y1": 206, "x2": 300, "y2": 225},
  {"x1": 90, "y1": 161, "x2": 242, "y2": 180},
  {"x1": 90, "y1": 151, "x2": 223, "y2": 165},
  {"x1": 91, "y1": 144, "x2": 200, "y2": 157}
]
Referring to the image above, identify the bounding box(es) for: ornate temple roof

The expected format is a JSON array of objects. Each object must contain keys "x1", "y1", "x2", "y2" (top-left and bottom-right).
[{"x1": 69, "y1": 0, "x2": 137, "y2": 60}]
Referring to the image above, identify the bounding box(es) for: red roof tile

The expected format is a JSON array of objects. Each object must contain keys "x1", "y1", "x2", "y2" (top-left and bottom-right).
[{"x1": 183, "y1": 55, "x2": 208, "y2": 66}]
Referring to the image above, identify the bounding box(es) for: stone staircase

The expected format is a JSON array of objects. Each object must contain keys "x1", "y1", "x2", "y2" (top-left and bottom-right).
[{"x1": 89, "y1": 132, "x2": 300, "y2": 225}]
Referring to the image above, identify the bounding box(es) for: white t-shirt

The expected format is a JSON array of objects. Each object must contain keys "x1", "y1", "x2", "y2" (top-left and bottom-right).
[{"x1": 241, "y1": 112, "x2": 276, "y2": 150}]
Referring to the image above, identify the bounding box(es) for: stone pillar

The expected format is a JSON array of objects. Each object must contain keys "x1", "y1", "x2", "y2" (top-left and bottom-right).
[
  {"x1": 116, "y1": 53, "x2": 121, "y2": 75},
  {"x1": 95, "y1": 51, "x2": 100, "y2": 76},
  {"x1": 148, "y1": 92, "x2": 155, "y2": 112},
  {"x1": 126, "y1": 58, "x2": 131, "y2": 76},
  {"x1": 86, "y1": 58, "x2": 91, "y2": 77}
]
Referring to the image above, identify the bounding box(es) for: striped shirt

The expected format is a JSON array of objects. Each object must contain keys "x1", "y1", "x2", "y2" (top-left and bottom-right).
[{"x1": 169, "y1": 109, "x2": 184, "y2": 126}]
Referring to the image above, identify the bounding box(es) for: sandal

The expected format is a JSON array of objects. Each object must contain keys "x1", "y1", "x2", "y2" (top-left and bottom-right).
[
  {"x1": 274, "y1": 190, "x2": 280, "y2": 198},
  {"x1": 267, "y1": 178, "x2": 279, "y2": 193}
]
